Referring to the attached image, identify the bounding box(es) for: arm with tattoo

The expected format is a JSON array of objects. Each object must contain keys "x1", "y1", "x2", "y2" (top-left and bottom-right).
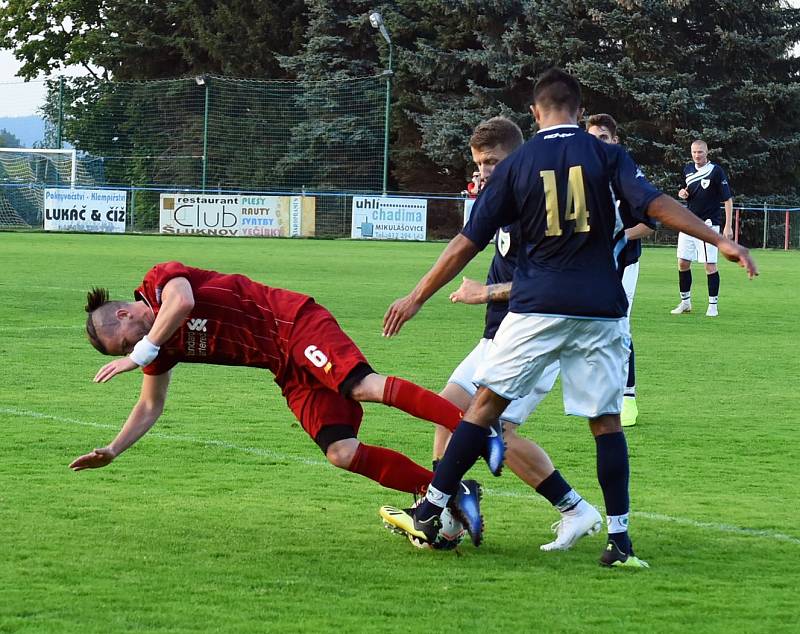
[{"x1": 450, "y1": 278, "x2": 511, "y2": 304}]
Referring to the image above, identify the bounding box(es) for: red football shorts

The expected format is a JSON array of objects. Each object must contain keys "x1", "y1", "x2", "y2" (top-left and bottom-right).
[{"x1": 278, "y1": 302, "x2": 369, "y2": 440}]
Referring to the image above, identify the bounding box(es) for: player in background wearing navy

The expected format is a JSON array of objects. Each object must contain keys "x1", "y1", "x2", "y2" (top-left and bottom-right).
[
  {"x1": 424, "y1": 117, "x2": 602, "y2": 551},
  {"x1": 381, "y1": 69, "x2": 757, "y2": 567},
  {"x1": 673, "y1": 140, "x2": 734, "y2": 317},
  {"x1": 69, "y1": 262, "x2": 484, "y2": 518},
  {"x1": 587, "y1": 114, "x2": 654, "y2": 427}
]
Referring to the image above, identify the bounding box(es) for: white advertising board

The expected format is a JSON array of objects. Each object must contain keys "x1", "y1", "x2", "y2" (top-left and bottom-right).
[
  {"x1": 351, "y1": 196, "x2": 427, "y2": 241},
  {"x1": 159, "y1": 194, "x2": 315, "y2": 237},
  {"x1": 43, "y1": 189, "x2": 127, "y2": 233}
]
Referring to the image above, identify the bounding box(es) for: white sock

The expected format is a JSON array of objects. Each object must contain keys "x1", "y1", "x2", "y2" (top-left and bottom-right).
[
  {"x1": 556, "y1": 489, "x2": 583, "y2": 513},
  {"x1": 606, "y1": 513, "x2": 630, "y2": 534},
  {"x1": 425, "y1": 485, "x2": 450, "y2": 509}
]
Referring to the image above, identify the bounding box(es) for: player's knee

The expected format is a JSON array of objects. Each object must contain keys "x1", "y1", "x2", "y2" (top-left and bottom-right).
[
  {"x1": 466, "y1": 388, "x2": 510, "y2": 422},
  {"x1": 589, "y1": 414, "x2": 622, "y2": 435},
  {"x1": 325, "y1": 439, "x2": 358, "y2": 469},
  {"x1": 341, "y1": 364, "x2": 379, "y2": 401}
]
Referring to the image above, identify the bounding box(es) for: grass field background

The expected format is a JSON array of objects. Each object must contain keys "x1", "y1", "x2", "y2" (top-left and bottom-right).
[{"x1": 1, "y1": 232, "x2": 798, "y2": 633}]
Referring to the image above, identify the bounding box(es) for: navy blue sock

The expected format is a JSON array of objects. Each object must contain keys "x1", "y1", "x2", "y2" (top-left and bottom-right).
[
  {"x1": 535, "y1": 470, "x2": 573, "y2": 509},
  {"x1": 416, "y1": 421, "x2": 485, "y2": 520},
  {"x1": 625, "y1": 341, "x2": 636, "y2": 394},
  {"x1": 595, "y1": 432, "x2": 630, "y2": 517},
  {"x1": 609, "y1": 531, "x2": 632, "y2": 553},
  {"x1": 679, "y1": 269, "x2": 692, "y2": 294},
  {"x1": 707, "y1": 271, "x2": 720, "y2": 297}
]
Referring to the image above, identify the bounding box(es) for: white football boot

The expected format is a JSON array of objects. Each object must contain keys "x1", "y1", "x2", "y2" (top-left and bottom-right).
[
  {"x1": 540, "y1": 500, "x2": 603, "y2": 551},
  {"x1": 670, "y1": 300, "x2": 692, "y2": 314}
]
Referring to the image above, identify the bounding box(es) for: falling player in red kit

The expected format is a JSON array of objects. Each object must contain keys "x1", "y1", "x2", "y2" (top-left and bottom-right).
[{"x1": 69, "y1": 261, "x2": 492, "y2": 510}]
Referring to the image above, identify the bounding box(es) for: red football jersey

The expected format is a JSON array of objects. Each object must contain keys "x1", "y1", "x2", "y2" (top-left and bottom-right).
[{"x1": 135, "y1": 262, "x2": 313, "y2": 377}]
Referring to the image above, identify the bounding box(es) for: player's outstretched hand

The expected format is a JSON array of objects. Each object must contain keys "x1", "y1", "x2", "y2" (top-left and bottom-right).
[
  {"x1": 383, "y1": 295, "x2": 422, "y2": 337},
  {"x1": 450, "y1": 277, "x2": 488, "y2": 305},
  {"x1": 69, "y1": 447, "x2": 116, "y2": 471},
  {"x1": 719, "y1": 239, "x2": 758, "y2": 279},
  {"x1": 94, "y1": 357, "x2": 139, "y2": 383}
]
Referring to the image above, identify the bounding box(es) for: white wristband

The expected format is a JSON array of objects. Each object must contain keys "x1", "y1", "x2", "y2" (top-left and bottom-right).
[{"x1": 129, "y1": 335, "x2": 160, "y2": 366}]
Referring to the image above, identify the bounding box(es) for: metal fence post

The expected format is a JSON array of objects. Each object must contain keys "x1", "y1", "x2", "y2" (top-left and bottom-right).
[
  {"x1": 130, "y1": 186, "x2": 136, "y2": 230},
  {"x1": 785, "y1": 210, "x2": 790, "y2": 251},
  {"x1": 762, "y1": 203, "x2": 768, "y2": 249}
]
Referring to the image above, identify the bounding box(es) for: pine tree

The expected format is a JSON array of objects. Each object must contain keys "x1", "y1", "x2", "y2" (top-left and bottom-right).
[
  {"x1": 277, "y1": 0, "x2": 388, "y2": 190},
  {"x1": 481, "y1": 0, "x2": 800, "y2": 200},
  {"x1": 394, "y1": 0, "x2": 800, "y2": 200}
]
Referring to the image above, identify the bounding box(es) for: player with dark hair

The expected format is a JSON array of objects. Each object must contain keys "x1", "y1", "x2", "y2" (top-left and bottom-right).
[
  {"x1": 413, "y1": 115, "x2": 603, "y2": 552},
  {"x1": 71, "y1": 262, "x2": 490, "y2": 532},
  {"x1": 585, "y1": 113, "x2": 617, "y2": 143},
  {"x1": 381, "y1": 68, "x2": 757, "y2": 567},
  {"x1": 673, "y1": 139, "x2": 734, "y2": 317},
  {"x1": 587, "y1": 113, "x2": 655, "y2": 426}
]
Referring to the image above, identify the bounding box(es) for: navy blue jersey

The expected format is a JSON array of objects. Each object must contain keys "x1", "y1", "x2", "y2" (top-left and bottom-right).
[
  {"x1": 623, "y1": 237, "x2": 642, "y2": 266},
  {"x1": 482, "y1": 223, "x2": 520, "y2": 339},
  {"x1": 619, "y1": 200, "x2": 656, "y2": 267},
  {"x1": 683, "y1": 162, "x2": 732, "y2": 225},
  {"x1": 462, "y1": 125, "x2": 661, "y2": 319}
]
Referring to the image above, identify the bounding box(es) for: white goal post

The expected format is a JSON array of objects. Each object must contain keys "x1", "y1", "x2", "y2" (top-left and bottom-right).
[{"x1": 0, "y1": 147, "x2": 77, "y2": 188}]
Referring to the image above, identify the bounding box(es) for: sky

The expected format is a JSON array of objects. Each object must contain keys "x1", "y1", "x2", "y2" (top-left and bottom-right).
[
  {"x1": 0, "y1": 48, "x2": 90, "y2": 117},
  {"x1": 1, "y1": 3, "x2": 799, "y2": 117}
]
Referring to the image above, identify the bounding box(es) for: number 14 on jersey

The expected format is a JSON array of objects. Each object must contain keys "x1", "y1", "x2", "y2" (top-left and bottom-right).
[{"x1": 541, "y1": 166, "x2": 590, "y2": 236}]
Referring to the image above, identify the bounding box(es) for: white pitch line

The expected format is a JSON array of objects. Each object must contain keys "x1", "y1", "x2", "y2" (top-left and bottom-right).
[
  {"x1": 483, "y1": 488, "x2": 800, "y2": 545},
  {"x1": 0, "y1": 325, "x2": 84, "y2": 332},
  {"x1": 0, "y1": 406, "x2": 326, "y2": 467},
  {"x1": 3, "y1": 405, "x2": 799, "y2": 546},
  {"x1": 0, "y1": 285, "x2": 88, "y2": 293}
]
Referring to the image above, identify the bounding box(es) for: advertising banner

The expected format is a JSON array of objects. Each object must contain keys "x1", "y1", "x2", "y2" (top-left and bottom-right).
[
  {"x1": 159, "y1": 194, "x2": 315, "y2": 237},
  {"x1": 351, "y1": 196, "x2": 427, "y2": 241},
  {"x1": 43, "y1": 189, "x2": 127, "y2": 233}
]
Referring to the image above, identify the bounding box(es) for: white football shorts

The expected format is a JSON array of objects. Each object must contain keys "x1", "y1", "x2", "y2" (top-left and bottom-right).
[
  {"x1": 473, "y1": 313, "x2": 630, "y2": 419},
  {"x1": 447, "y1": 338, "x2": 559, "y2": 425},
  {"x1": 677, "y1": 220, "x2": 719, "y2": 263},
  {"x1": 621, "y1": 260, "x2": 639, "y2": 318}
]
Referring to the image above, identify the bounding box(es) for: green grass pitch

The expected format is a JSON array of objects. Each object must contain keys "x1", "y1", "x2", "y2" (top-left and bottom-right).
[{"x1": 1, "y1": 232, "x2": 798, "y2": 633}]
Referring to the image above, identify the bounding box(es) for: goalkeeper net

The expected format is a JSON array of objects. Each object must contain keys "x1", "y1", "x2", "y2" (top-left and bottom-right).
[{"x1": 0, "y1": 148, "x2": 85, "y2": 226}]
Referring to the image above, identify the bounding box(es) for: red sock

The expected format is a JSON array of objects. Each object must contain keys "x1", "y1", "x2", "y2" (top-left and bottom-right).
[
  {"x1": 348, "y1": 443, "x2": 433, "y2": 494},
  {"x1": 383, "y1": 376, "x2": 462, "y2": 432}
]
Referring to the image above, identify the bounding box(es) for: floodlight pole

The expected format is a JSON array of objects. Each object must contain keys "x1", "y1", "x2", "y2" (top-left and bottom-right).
[
  {"x1": 382, "y1": 42, "x2": 393, "y2": 196},
  {"x1": 371, "y1": 13, "x2": 393, "y2": 195},
  {"x1": 197, "y1": 76, "x2": 210, "y2": 192}
]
